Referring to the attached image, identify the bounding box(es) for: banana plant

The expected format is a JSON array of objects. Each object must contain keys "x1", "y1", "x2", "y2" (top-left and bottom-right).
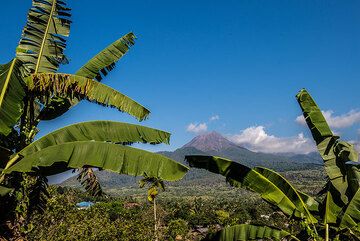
[
  {"x1": 139, "y1": 175, "x2": 166, "y2": 241},
  {"x1": 0, "y1": 0, "x2": 188, "y2": 239},
  {"x1": 184, "y1": 89, "x2": 360, "y2": 241}
]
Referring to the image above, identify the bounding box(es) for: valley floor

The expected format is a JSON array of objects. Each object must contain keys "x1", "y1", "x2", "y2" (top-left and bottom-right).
[{"x1": 28, "y1": 168, "x2": 327, "y2": 241}]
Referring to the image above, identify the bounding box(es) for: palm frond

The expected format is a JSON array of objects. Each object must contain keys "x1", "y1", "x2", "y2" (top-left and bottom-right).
[
  {"x1": 16, "y1": 0, "x2": 71, "y2": 74},
  {"x1": 26, "y1": 73, "x2": 150, "y2": 121}
]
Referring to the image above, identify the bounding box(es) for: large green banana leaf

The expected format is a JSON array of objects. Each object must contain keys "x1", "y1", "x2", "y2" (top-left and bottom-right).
[
  {"x1": 185, "y1": 155, "x2": 318, "y2": 223},
  {"x1": 204, "y1": 224, "x2": 300, "y2": 241},
  {"x1": 26, "y1": 73, "x2": 150, "y2": 121},
  {"x1": 16, "y1": 0, "x2": 71, "y2": 74},
  {"x1": 296, "y1": 89, "x2": 360, "y2": 223},
  {"x1": 4, "y1": 141, "x2": 189, "y2": 181},
  {"x1": 76, "y1": 32, "x2": 136, "y2": 80},
  {"x1": 340, "y1": 188, "x2": 360, "y2": 230},
  {"x1": 0, "y1": 59, "x2": 26, "y2": 136},
  {"x1": 40, "y1": 32, "x2": 136, "y2": 120},
  {"x1": 19, "y1": 121, "x2": 170, "y2": 157}
]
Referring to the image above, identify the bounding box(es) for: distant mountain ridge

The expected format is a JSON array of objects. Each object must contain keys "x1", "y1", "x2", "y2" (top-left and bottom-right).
[
  {"x1": 183, "y1": 131, "x2": 238, "y2": 152},
  {"x1": 181, "y1": 131, "x2": 322, "y2": 166}
]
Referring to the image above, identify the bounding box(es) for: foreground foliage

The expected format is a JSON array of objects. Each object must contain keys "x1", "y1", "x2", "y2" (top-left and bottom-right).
[
  {"x1": 185, "y1": 89, "x2": 360, "y2": 241},
  {"x1": 0, "y1": 0, "x2": 187, "y2": 239}
]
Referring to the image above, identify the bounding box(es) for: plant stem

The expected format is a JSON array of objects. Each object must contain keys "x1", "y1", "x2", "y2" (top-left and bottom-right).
[
  {"x1": 34, "y1": 0, "x2": 57, "y2": 73},
  {"x1": 0, "y1": 58, "x2": 17, "y2": 107},
  {"x1": 325, "y1": 224, "x2": 329, "y2": 241},
  {"x1": 154, "y1": 198, "x2": 158, "y2": 241}
]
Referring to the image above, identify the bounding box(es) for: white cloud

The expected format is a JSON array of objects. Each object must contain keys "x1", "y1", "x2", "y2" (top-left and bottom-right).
[
  {"x1": 228, "y1": 126, "x2": 316, "y2": 154},
  {"x1": 186, "y1": 123, "x2": 208, "y2": 134},
  {"x1": 210, "y1": 115, "x2": 220, "y2": 121},
  {"x1": 296, "y1": 110, "x2": 360, "y2": 129}
]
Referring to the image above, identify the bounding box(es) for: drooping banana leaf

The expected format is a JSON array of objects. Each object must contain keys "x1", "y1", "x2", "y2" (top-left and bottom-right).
[
  {"x1": 296, "y1": 89, "x2": 360, "y2": 223},
  {"x1": 26, "y1": 73, "x2": 150, "y2": 121},
  {"x1": 204, "y1": 224, "x2": 300, "y2": 241},
  {"x1": 0, "y1": 59, "x2": 26, "y2": 136},
  {"x1": 340, "y1": 188, "x2": 360, "y2": 230},
  {"x1": 16, "y1": 0, "x2": 71, "y2": 74},
  {"x1": 19, "y1": 121, "x2": 170, "y2": 157},
  {"x1": 4, "y1": 141, "x2": 189, "y2": 181},
  {"x1": 185, "y1": 155, "x2": 318, "y2": 223},
  {"x1": 40, "y1": 32, "x2": 136, "y2": 120},
  {"x1": 77, "y1": 168, "x2": 104, "y2": 197}
]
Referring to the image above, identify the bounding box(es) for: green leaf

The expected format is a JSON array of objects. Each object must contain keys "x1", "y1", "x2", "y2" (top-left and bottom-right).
[
  {"x1": 0, "y1": 59, "x2": 26, "y2": 136},
  {"x1": 19, "y1": 121, "x2": 170, "y2": 157},
  {"x1": 77, "y1": 168, "x2": 104, "y2": 197},
  {"x1": 40, "y1": 32, "x2": 136, "y2": 120},
  {"x1": 5, "y1": 141, "x2": 189, "y2": 181},
  {"x1": 26, "y1": 73, "x2": 150, "y2": 121},
  {"x1": 0, "y1": 185, "x2": 13, "y2": 196},
  {"x1": 296, "y1": 89, "x2": 360, "y2": 223},
  {"x1": 340, "y1": 188, "x2": 360, "y2": 230},
  {"x1": 76, "y1": 32, "x2": 136, "y2": 80},
  {"x1": 185, "y1": 155, "x2": 318, "y2": 223},
  {"x1": 37, "y1": 96, "x2": 72, "y2": 120},
  {"x1": 205, "y1": 224, "x2": 300, "y2": 241},
  {"x1": 16, "y1": 0, "x2": 71, "y2": 73},
  {"x1": 295, "y1": 89, "x2": 333, "y2": 145}
]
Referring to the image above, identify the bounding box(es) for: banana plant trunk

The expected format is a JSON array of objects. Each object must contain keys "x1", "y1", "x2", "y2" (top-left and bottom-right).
[{"x1": 325, "y1": 224, "x2": 329, "y2": 241}]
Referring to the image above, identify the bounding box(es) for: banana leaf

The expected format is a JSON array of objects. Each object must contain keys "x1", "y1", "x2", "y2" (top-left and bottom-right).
[
  {"x1": 0, "y1": 185, "x2": 13, "y2": 197},
  {"x1": 26, "y1": 73, "x2": 150, "y2": 121},
  {"x1": 204, "y1": 224, "x2": 300, "y2": 241},
  {"x1": 76, "y1": 32, "x2": 136, "y2": 80},
  {"x1": 77, "y1": 168, "x2": 104, "y2": 197},
  {"x1": 340, "y1": 188, "x2": 360, "y2": 230},
  {"x1": 0, "y1": 59, "x2": 26, "y2": 136},
  {"x1": 40, "y1": 32, "x2": 136, "y2": 120},
  {"x1": 19, "y1": 121, "x2": 170, "y2": 157},
  {"x1": 185, "y1": 155, "x2": 318, "y2": 223},
  {"x1": 296, "y1": 89, "x2": 360, "y2": 223},
  {"x1": 4, "y1": 141, "x2": 189, "y2": 181},
  {"x1": 16, "y1": 0, "x2": 71, "y2": 74}
]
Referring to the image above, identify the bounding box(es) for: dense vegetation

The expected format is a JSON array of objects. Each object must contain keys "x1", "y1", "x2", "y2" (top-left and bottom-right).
[{"x1": 29, "y1": 168, "x2": 325, "y2": 241}]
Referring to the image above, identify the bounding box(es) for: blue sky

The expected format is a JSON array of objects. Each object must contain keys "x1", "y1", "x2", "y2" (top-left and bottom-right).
[{"x1": 1, "y1": 0, "x2": 360, "y2": 153}]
